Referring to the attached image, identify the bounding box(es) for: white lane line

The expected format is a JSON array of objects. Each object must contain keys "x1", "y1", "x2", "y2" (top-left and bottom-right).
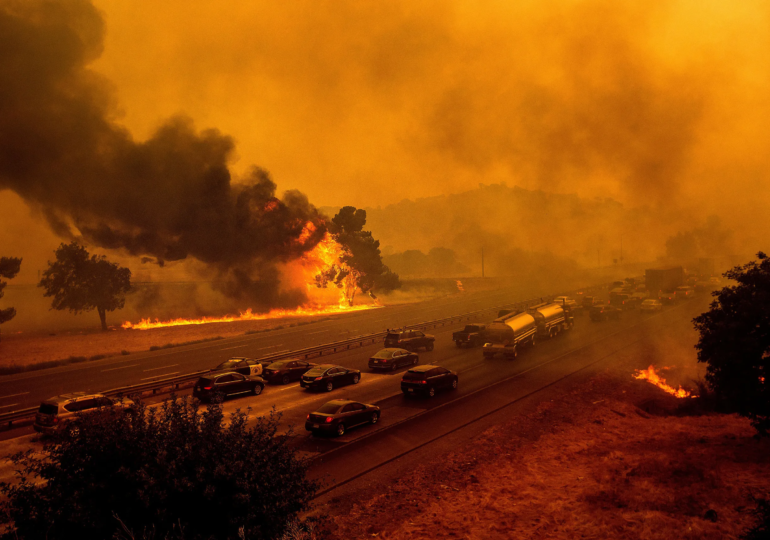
[
  {"x1": 101, "y1": 364, "x2": 139, "y2": 372},
  {"x1": 0, "y1": 403, "x2": 18, "y2": 409},
  {"x1": 307, "y1": 330, "x2": 330, "y2": 335},
  {"x1": 140, "y1": 372, "x2": 179, "y2": 381},
  {"x1": 143, "y1": 364, "x2": 179, "y2": 372},
  {"x1": 0, "y1": 392, "x2": 29, "y2": 400},
  {"x1": 256, "y1": 344, "x2": 282, "y2": 351},
  {"x1": 219, "y1": 344, "x2": 251, "y2": 351}
]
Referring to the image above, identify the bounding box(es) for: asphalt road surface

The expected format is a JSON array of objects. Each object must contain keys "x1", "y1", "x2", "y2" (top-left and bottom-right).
[{"x1": 0, "y1": 282, "x2": 596, "y2": 413}]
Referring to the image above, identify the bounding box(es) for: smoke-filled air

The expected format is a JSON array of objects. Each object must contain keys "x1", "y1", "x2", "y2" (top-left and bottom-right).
[{"x1": 1, "y1": 0, "x2": 769, "y2": 328}]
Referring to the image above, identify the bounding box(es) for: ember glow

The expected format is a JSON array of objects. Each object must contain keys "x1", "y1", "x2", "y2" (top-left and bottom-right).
[
  {"x1": 633, "y1": 365, "x2": 695, "y2": 398},
  {"x1": 456, "y1": 280, "x2": 465, "y2": 292},
  {"x1": 123, "y1": 229, "x2": 378, "y2": 330}
]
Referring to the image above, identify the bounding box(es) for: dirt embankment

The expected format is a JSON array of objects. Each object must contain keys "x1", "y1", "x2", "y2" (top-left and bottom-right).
[{"x1": 326, "y1": 372, "x2": 770, "y2": 539}]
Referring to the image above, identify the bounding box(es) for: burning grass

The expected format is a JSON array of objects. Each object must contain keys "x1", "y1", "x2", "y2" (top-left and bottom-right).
[{"x1": 325, "y1": 372, "x2": 770, "y2": 539}]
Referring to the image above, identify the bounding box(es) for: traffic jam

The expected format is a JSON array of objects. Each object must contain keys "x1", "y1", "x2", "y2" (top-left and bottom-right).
[{"x1": 33, "y1": 268, "x2": 705, "y2": 440}]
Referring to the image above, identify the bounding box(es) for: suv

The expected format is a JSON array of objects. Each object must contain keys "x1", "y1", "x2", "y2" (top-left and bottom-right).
[
  {"x1": 590, "y1": 304, "x2": 621, "y2": 322},
  {"x1": 401, "y1": 365, "x2": 458, "y2": 397},
  {"x1": 34, "y1": 393, "x2": 135, "y2": 435},
  {"x1": 385, "y1": 329, "x2": 435, "y2": 351}
]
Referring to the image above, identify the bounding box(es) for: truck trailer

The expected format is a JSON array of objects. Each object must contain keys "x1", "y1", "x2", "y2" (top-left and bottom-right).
[
  {"x1": 645, "y1": 266, "x2": 684, "y2": 298},
  {"x1": 482, "y1": 312, "x2": 537, "y2": 360}
]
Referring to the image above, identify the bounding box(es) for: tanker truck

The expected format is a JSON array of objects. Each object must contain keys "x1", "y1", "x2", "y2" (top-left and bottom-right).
[
  {"x1": 528, "y1": 302, "x2": 574, "y2": 338},
  {"x1": 482, "y1": 311, "x2": 537, "y2": 360}
]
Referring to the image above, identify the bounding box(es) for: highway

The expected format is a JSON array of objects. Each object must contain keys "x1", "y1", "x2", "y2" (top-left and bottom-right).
[
  {"x1": 0, "y1": 282, "x2": 589, "y2": 413},
  {"x1": 0, "y1": 290, "x2": 710, "y2": 499}
]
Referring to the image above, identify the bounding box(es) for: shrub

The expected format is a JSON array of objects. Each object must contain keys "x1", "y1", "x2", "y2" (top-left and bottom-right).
[{"x1": 0, "y1": 397, "x2": 317, "y2": 539}]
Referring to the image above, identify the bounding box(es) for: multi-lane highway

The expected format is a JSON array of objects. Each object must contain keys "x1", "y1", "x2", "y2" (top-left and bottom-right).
[{"x1": 0, "y1": 282, "x2": 593, "y2": 413}]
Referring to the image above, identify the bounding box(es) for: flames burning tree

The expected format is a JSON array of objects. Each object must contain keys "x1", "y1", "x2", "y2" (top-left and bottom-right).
[{"x1": 633, "y1": 365, "x2": 694, "y2": 399}]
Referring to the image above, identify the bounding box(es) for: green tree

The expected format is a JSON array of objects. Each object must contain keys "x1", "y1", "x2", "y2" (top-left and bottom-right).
[
  {"x1": 38, "y1": 242, "x2": 131, "y2": 331},
  {"x1": 0, "y1": 397, "x2": 317, "y2": 540},
  {"x1": 0, "y1": 257, "x2": 22, "y2": 332},
  {"x1": 322, "y1": 206, "x2": 400, "y2": 304},
  {"x1": 693, "y1": 252, "x2": 770, "y2": 434}
]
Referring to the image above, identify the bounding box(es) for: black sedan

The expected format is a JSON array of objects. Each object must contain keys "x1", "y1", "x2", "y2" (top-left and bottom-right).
[
  {"x1": 305, "y1": 399, "x2": 380, "y2": 436},
  {"x1": 368, "y1": 348, "x2": 418, "y2": 371},
  {"x1": 262, "y1": 359, "x2": 317, "y2": 384},
  {"x1": 211, "y1": 357, "x2": 263, "y2": 377},
  {"x1": 401, "y1": 365, "x2": 458, "y2": 398},
  {"x1": 193, "y1": 371, "x2": 265, "y2": 403},
  {"x1": 300, "y1": 364, "x2": 361, "y2": 392}
]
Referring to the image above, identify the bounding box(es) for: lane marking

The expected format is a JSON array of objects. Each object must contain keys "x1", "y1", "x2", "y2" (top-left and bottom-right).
[
  {"x1": 307, "y1": 330, "x2": 330, "y2": 335},
  {"x1": 0, "y1": 392, "x2": 28, "y2": 400},
  {"x1": 256, "y1": 344, "x2": 282, "y2": 351},
  {"x1": 219, "y1": 344, "x2": 251, "y2": 351},
  {"x1": 0, "y1": 403, "x2": 19, "y2": 409},
  {"x1": 140, "y1": 372, "x2": 180, "y2": 381},
  {"x1": 101, "y1": 364, "x2": 139, "y2": 372},
  {"x1": 143, "y1": 364, "x2": 179, "y2": 372}
]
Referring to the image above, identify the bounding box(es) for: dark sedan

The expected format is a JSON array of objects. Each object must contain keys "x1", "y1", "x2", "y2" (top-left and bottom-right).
[
  {"x1": 368, "y1": 348, "x2": 418, "y2": 371},
  {"x1": 211, "y1": 357, "x2": 263, "y2": 377},
  {"x1": 193, "y1": 371, "x2": 265, "y2": 403},
  {"x1": 305, "y1": 400, "x2": 380, "y2": 436},
  {"x1": 384, "y1": 329, "x2": 435, "y2": 351},
  {"x1": 401, "y1": 365, "x2": 458, "y2": 398},
  {"x1": 589, "y1": 304, "x2": 621, "y2": 322},
  {"x1": 262, "y1": 359, "x2": 317, "y2": 384},
  {"x1": 300, "y1": 364, "x2": 361, "y2": 392}
]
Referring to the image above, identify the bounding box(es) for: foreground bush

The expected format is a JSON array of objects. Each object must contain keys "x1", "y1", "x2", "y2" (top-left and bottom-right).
[{"x1": 0, "y1": 397, "x2": 317, "y2": 540}]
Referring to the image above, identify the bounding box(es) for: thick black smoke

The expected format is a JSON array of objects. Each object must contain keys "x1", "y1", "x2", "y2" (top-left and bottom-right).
[{"x1": 0, "y1": 0, "x2": 327, "y2": 310}]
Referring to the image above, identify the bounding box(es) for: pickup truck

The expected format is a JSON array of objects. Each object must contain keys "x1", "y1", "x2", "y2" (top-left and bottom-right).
[{"x1": 452, "y1": 324, "x2": 487, "y2": 348}]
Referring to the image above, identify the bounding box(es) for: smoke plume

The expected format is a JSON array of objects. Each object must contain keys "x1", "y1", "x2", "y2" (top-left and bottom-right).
[{"x1": 0, "y1": 0, "x2": 326, "y2": 309}]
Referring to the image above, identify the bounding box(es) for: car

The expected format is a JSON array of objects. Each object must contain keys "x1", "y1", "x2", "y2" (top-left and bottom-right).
[
  {"x1": 660, "y1": 290, "x2": 678, "y2": 304},
  {"x1": 369, "y1": 348, "x2": 419, "y2": 371},
  {"x1": 305, "y1": 400, "x2": 380, "y2": 436},
  {"x1": 212, "y1": 357, "x2": 264, "y2": 377},
  {"x1": 640, "y1": 299, "x2": 663, "y2": 312},
  {"x1": 589, "y1": 304, "x2": 621, "y2": 321},
  {"x1": 300, "y1": 364, "x2": 361, "y2": 392},
  {"x1": 192, "y1": 371, "x2": 265, "y2": 403},
  {"x1": 582, "y1": 295, "x2": 600, "y2": 309},
  {"x1": 553, "y1": 296, "x2": 582, "y2": 315},
  {"x1": 401, "y1": 365, "x2": 458, "y2": 398},
  {"x1": 384, "y1": 329, "x2": 435, "y2": 351},
  {"x1": 676, "y1": 286, "x2": 694, "y2": 299},
  {"x1": 708, "y1": 277, "x2": 722, "y2": 285},
  {"x1": 262, "y1": 359, "x2": 317, "y2": 384},
  {"x1": 34, "y1": 393, "x2": 135, "y2": 436}
]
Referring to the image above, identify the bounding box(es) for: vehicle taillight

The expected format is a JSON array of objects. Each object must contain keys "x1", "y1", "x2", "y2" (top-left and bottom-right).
[
  {"x1": 53, "y1": 417, "x2": 59, "y2": 424},
  {"x1": 203, "y1": 386, "x2": 212, "y2": 391},
  {"x1": 315, "y1": 377, "x2": 323, "y2": 381},
  {"x1": 325, "y1": 417, "x2": 333, "y2": 423},
  {"x1": 306, "y1": 414, "x2": 310, "y2": 420}
]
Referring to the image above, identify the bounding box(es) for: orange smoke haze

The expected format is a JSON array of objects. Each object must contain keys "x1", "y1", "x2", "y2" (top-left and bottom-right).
[{"x1": 2, "y1": 0, "x2": 770, "y2": 300}]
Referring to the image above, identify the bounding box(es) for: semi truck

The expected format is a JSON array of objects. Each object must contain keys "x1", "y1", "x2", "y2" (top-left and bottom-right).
[
  {"x1": 528, "y1": 302, "x2": 574, "y2": 338},
  {"x1": 645, "y1": 266, "x2": 684, "y2": 299},
  {"x1": 482, "y1": 302, "x2": 572, "y2": 360}
]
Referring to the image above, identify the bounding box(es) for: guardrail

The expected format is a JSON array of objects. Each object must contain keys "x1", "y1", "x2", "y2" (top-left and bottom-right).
[{"x1": 0, "y1": 281, "x2": 612, "y2": 430}]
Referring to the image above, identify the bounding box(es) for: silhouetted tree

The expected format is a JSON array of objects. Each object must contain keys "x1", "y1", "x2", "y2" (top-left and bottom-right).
[
  {"x1": 693, "y1": 252, "x2": 770, "y2": 435},
  {"x1": 38, "y1": 242, "x2": 131, "y2": 331},
  {"x1": 0, "y1": 397, "x2": 317, "y2": 540},
  {"x1": 0, "y1": 257, "x2": 22, "y2": 337},
  {"x1": 321, "y1": 206, "x2": 400, "y2": 303}
]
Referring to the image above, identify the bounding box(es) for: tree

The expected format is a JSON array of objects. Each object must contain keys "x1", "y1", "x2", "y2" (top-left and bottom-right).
[
  {"x1": 323, "y1": 206, "x2": 400, "y2": 304},
  {"x1": 0, "y1": 257, "x2": 22, "y2": 332},
  {"x1": 0, "y1": 397, "x2": 317, "y2": 540},
  {"x1": 38, "y1": 242, "x2": 131, "y2": 331},
  {"x1": 693, "y1": 252, "x2": 770, "y2": 435}
]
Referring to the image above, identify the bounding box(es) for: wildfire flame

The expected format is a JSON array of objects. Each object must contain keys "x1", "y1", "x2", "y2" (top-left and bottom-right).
[
  {"x1": 123, "y1": 226, "x2": 377, "y2": 330},
  {"x1": 456, "y1": 280, "x2": 465, "y2": 292},
  {"x1": 633, "y1": 365, "x2": 695, "y2": 398}
]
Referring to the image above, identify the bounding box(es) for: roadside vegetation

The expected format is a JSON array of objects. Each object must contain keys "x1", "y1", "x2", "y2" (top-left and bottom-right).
[
  {"x1": 0, "y1": 397, "x2": 317, "y2": 540},
  {"x1": 0, "y1": 256, "x2": 21, "y2": 338}
]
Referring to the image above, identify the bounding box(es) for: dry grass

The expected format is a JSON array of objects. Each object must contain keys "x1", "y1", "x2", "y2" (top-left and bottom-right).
[{"x1": 328, "y1": 373, "x2": 770, "y2": 540}]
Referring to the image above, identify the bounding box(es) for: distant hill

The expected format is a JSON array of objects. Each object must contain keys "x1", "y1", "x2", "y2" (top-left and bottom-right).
[{"x1": 322, "y1": 183, "x2": 679, "y2": 276}]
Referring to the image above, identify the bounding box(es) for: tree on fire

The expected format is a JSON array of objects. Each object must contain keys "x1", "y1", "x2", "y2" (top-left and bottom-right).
[
  {"x1": 693, "y1": 252, "x2": 770, "y2": 435},
  {"x1": 38, "y1": 242, "x2": 131, "y2": 331},
  {"x1": 0, "y1": 397, "x2": 317, "y2": 540},
  {"x1": 0, "y1": 256, "x2": 22, "y2": 334},
  {"x1": 320, "y1": 206, "x2": 400, "y2": 303}
]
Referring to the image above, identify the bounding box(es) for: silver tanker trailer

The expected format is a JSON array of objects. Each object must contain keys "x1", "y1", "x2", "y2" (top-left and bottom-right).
[
  {"x1": 528, "y1": 302, "x2": 573, "y2": 338},
  {"x1": 482, "y1": 311, "x2": 537, "y2": 360}
]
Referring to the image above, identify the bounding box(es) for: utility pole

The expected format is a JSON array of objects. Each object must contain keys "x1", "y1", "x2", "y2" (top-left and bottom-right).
[
  {"x1": 620, "y1": 235, "x2": 623, "y2": 265},
  {"x1": 481, "y1": 247, "x2": 485, "y2": 278}
]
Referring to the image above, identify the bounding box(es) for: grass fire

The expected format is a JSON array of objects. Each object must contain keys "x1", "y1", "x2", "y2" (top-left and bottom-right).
[{"x1": 633, "y1": 365, "x2": 695, "y2": 399}]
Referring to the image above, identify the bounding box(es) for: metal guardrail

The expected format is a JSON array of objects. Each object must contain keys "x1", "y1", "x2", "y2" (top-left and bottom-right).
[{"x1": 0, "y1": 282, "x2": 611, "y2": 429}]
